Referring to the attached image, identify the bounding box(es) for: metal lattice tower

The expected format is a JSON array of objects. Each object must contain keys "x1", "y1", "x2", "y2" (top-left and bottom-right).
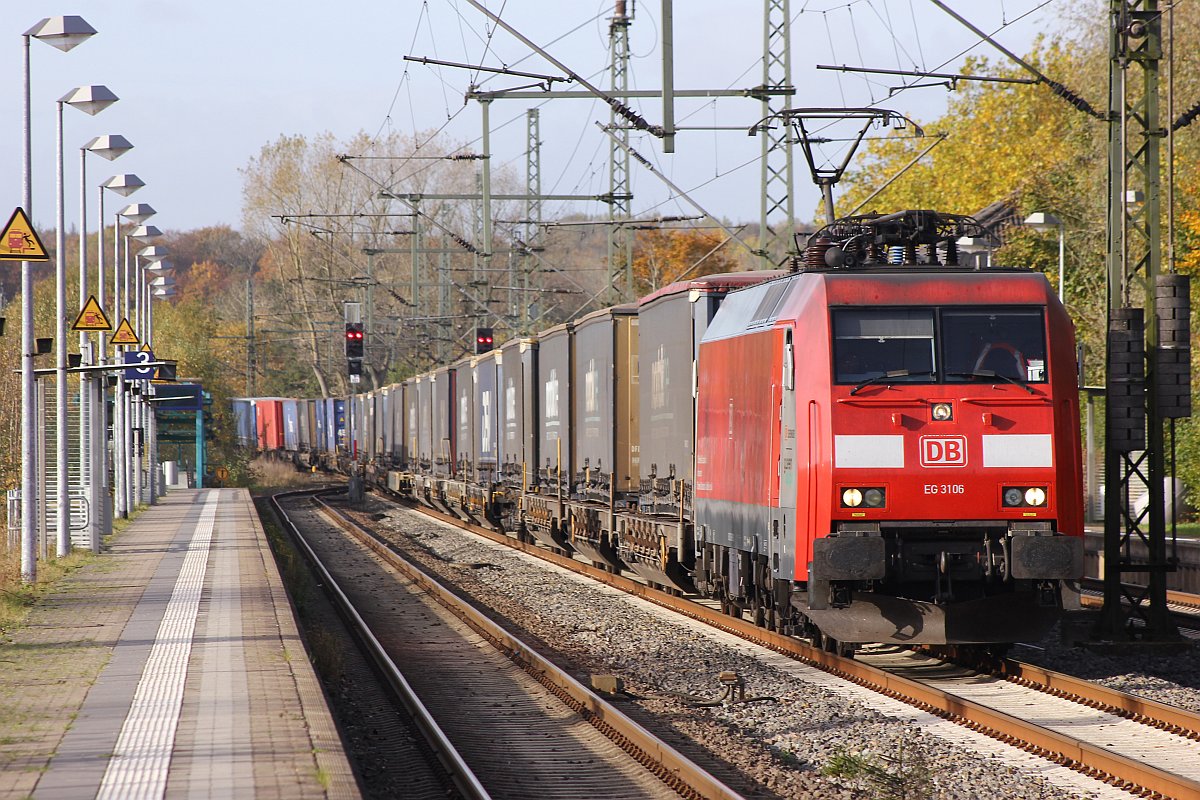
[
  {"x1": 606, "y1": 1, "x2": 633, "y2": 303},
  {"x1": 521, "y1": 108, "x2": 542, "y2": 329},
  {"x1": 757, "y1": 0, "x2": 795, "y2": 266},
  {"x1": 1101, "y1": 0, "x2": 1180, "y2": 641}
]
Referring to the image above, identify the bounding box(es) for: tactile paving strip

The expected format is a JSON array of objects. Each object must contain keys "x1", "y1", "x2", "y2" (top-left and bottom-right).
[{"x1": 95, "y1": 490, "x2": 219, "y2": 800}]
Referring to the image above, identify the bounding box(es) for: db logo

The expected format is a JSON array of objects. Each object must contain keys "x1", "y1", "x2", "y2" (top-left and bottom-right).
[{"x1": 920, "y1": 436, "x2": 967, "y2": 467}]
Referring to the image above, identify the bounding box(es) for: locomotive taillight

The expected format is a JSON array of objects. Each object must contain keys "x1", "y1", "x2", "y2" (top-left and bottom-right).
[{"x1": 1002, "y1": 486, "x2": 1048, "y2": 507}]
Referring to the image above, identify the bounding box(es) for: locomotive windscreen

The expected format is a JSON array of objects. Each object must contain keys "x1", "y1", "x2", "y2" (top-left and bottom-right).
[
  {"x1": 941, "y1": 309, "x2": 1047, "y2": 383},
  {"x1": 832, "y1": 306, "x2": 1047, "y2": 384},
  {"x1": 833, "y1": 309, "x2": 934, "y2": 383}
]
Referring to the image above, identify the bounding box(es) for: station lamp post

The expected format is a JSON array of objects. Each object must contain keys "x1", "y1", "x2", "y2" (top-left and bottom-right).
[
  {"x1": 131, "y1": 230, "x2": 163, "y2": 503},
  {"x1": 145, "y1": 261, "x2": 174, "y2": 501},
  {"x1": 1024, "y1": 212, "x2": 1066, "y2": 303},
  {"x1": 79, "y1": 136, "x2": 131, "y2": 551},
  {"x1": 21, "y1": 14, "x2": 96, "y2": 582},
  {"x1": 95, "y1": 175, "x2": 142, "y2": 526},
  {"x1": 113, "y1": 202, "x2": 154, "y2": 517},
  {"x1": 54, "y1": 85, "x2": 117, "y2": 557},
  {"x1": 134, "y1": 244, "x2": 168, "y2": 505}
]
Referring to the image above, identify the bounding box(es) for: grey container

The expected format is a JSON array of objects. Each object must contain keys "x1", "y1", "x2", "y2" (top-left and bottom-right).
[
  {"x1": 572, "y1": 304, "x2": 640, "y2": 501},
  {"x1": 500, "y1": 337, "x2": 538, "y2": 489},
  {"x1": 454, "y1": 357, "x2": 475, "y2": 480},
  {"x1": 415, "y1": 375, "x2": 434, "y2": 473},
  {"x1": 638, "y1": 272, "x2": 784, "y2": 516},
  {"x1": 431, "y1": 366, "x2": 456, "y2": 477},
  {"x1": 474, "y1": 351, "x2": 502, "y2": 482},
  {"x1": 536, "y1": 323, "x2": 573, "y2": 494}
]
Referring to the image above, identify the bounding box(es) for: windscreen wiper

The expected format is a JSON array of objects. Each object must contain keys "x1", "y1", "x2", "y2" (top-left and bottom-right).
[
  {"x1": 849, "y1": 369, "x2": 935, "y2": 396},
  {"x1": 946, "y1": 370, "x2": 1035, "y2": 395}
]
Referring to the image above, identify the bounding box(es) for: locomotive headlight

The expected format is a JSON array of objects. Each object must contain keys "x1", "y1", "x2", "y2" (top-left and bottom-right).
[
  {"x1": 842, "y1": 488, "x2": 863, "y2": 507},
  {"x1": 1002, "y1": 486, "x2": 1049, "y2": 507},
  {"x1": 864, "y1": 488, "x2": 885, "y2": 507},
  {"x1": 931, "y1": 402, "x2": 953, "y2": 421}
]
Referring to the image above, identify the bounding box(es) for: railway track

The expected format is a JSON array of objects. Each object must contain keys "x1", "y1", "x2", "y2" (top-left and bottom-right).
[
  {"x1": 1079, "y1": 578, "x2": 1200, "y2": 637},
  {"x1": 348, "y1": 488, "x2": 1200, "y2": 800},
  {"x1": 271, "y1": 489, "x2": 743, "y2": 800}
]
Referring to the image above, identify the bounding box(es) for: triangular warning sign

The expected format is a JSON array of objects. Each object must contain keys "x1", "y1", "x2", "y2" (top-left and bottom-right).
[
  {"x1": 111, "y1": 317, "x2": 139, "y2": 345},
  {"x1": 72, "y1": 294, "x2": 112, "y2": 331},
  {"x1": 139, "y1": 342, "x2": 152, "y2": 353},
  {"x1": 0, "y1": 207, "x2": 49, "y2": 262}
]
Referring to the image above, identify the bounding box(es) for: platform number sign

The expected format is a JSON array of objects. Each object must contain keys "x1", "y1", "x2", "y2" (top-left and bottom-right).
[{"x1": 123, "y1": 350, "x2": 155, "y2": 381}]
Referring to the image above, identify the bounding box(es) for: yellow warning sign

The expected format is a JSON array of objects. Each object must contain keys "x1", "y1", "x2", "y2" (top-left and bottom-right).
[
  {"x1": 139, "y1": 342, "x2": 152, "y2": 353},
  {"x1": 111, "y1": 317, "x2": 139, "y2": 346},
  {"x1": 71, "y1": 294, "x2": 112, "y2": 331},
  {"x1": 0, "y1": 207, "x2": 49, "y2": 262}
]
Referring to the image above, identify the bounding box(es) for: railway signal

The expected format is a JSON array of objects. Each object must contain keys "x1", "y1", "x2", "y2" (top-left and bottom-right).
[
  {"x1": 474, "y1": 327, "x2": 493, "y2": 354},
  {"x1": 345, "y1": 323, "x2": 364, "y2": 359}
]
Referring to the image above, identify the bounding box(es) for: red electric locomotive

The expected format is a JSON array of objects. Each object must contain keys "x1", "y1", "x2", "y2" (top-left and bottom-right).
[{"x1": 694, "y1": 211, "x2": 1084, "y2": 647}]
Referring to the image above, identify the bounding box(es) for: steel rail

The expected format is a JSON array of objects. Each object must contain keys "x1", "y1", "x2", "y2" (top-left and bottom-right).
[
  {"x1": 365, "y1": 491, "x2": 1200, "y2": 800},
  {"x1": 1001, "y1": 659, "x2": 1200, "y2": 741},
  {"x1": 312, "y1": 493, "x2": 745, "y2": 800},
  {"x1": 1081, "y1": 577, "x2": 1200, "y2": 611},
  {"x1": 268, "y1": 489, "x2": 491, "y2": 800}
]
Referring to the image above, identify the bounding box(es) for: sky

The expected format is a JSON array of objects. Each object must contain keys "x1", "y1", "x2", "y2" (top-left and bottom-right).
[{"x1": 2, "y1": 1, "x2": 1078, "y2": 240}]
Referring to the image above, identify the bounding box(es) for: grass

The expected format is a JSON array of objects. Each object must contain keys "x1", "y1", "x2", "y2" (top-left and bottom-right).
[
  {"x1": 1172, "y1": 522, "x2": 1200, "y2": 539},
  {"x1": 249, "y1": 456, "x2": 318, "y2": 493},
  {"x1": 0, "y1": 547, "x2": 99, "y2": 634},
  {"x1": 822, "y1": 742, "x2": 935, "y2": 800}
]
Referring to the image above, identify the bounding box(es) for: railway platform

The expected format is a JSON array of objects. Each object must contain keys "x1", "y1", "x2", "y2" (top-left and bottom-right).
[{"x1": 0, "y1": 488, "x2": 358, "y2": 800}]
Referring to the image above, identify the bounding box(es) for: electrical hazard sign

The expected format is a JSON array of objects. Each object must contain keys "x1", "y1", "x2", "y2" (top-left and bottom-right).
[
  {"x1": 111, "y1": 317, "x2": 139, "y2": 346},
  {"x1": 0, "y1": 208, "x2": 49, "y2": 262},
  {"x1": 72, "y1": 295, "x2": 112, "y2": 331}
]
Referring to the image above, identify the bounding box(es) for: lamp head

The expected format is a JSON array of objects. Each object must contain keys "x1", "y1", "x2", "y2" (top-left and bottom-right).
[
  {"x1": 129, "y1": 224, "x2": 162, "y2": 242},
  {"x1": 59, "y1": 85, "x2": 118, "y2": 116},
  {"x1": 1023, "y1": 211, "x2": 1062, "y2": 230},
  {"x1": 139, "y1": 245, "x2": 170, "y2": 263},
  {"x1": 85, "y1": 135, "x2": 133, "y2": 161},
  {"x1": 25, "y1": 16, "x2": 96, "y2": 52},
  {"x1": 119, "y1": 203, "x2": 156, "y2": 224},
  {"x1": 103, "y1": 174, "x2": 145, "y2": 197}
]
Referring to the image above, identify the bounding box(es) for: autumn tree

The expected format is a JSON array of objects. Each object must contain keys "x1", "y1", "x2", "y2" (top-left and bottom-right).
[
  {"x1": 631, "y1": 228, "x2": 742, "y2": 296},
  {"x1": 240, "y1": 129, "x2": 526, "y2": 395}
]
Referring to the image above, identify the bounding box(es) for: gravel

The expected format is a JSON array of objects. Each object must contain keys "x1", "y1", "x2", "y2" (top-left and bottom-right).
[
  {"x1": 358, "y1": 497, "x2": 1107, "y2": 800},
  {"x1": 1019, "y1": 624, "x2": 1200, "y2": 715}
]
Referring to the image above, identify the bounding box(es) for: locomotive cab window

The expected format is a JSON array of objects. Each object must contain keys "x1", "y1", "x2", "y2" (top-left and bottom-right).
[
  {"x1": 833, "y1": 309, "x2": 935, "y2": 384},
  {"x1": 942, "y1": 309, "x2": 1047, "y2": 383}
]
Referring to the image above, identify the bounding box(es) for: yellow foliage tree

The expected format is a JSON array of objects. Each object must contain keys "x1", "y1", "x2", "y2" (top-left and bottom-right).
[{"x1": 631, "y1": 229, "x2": 741, "y2": 297}]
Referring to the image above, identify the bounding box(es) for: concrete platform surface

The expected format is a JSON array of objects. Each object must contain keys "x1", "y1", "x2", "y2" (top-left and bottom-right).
[{"x1": 0, "y1": 488, "x2": 359, "y2": 800}]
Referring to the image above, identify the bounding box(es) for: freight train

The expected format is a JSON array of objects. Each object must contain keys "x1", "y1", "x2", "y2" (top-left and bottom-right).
[{"x1": 237, "y1": 210, "x2": 1085, "y2": 650}]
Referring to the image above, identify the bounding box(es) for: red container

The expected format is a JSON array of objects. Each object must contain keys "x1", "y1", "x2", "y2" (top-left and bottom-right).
[{"x1": 254, "y1": 399, "x2": 285, "y2": 451}]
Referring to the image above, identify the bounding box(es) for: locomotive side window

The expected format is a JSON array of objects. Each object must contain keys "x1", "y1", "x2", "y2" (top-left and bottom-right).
[
  {"x1": 942, "y1": 309, "x2": 1047, "y2": 383},
  {"x1": 833, "y1": 309, "x2": 935, "y2": 383}
]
